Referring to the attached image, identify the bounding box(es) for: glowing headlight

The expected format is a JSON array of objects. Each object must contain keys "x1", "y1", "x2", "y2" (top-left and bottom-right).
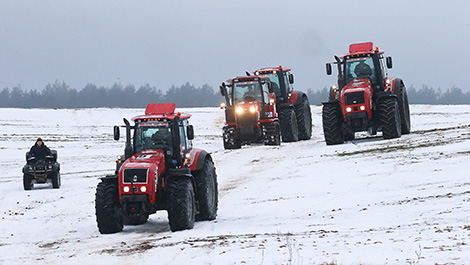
[
  {"x1": 123, "y1": 186, "x2": 130, "y2": 193},
  {"x1": 236, "y1": 107, "x2": 244, "y2": 114},
  {"x1": 360, "y1": 105, "x2": 366, "y2": 111},
  {"x1": 346, "y1": 107, "x2": 352, "y2": 112},
  {"x1": 140, "y1": 186, "x2": 147, "y2": 193},
  {"x1": 249, "y1": 106, "x2": 256, "y2": 113},
  {"x1": 269, "y1": 98, "x2": 275, "y2": 104}
]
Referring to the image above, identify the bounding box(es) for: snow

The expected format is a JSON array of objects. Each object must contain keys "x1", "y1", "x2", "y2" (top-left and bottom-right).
[{"x1": 1, "y1": 105, "x2": 470, "y2": 264}]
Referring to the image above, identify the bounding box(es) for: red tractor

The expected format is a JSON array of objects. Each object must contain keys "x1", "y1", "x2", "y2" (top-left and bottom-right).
[
  {"x1": 219, "y1": 75, "x2": 281, "y2": 149},
  {"x1": 322, "y1": 42, "x2": 411, "y2": 145},
  {"x1": 253, "y1": 66, "x2": 312, "y2": 142},
  {"x1": 95, "y1": 103, "x2": 218, "y2": 233}
]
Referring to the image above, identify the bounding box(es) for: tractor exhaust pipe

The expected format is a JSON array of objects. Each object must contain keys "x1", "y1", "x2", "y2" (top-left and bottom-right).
[{"x1": 123, "y1": 118, "x2": 133, "y2": 160}]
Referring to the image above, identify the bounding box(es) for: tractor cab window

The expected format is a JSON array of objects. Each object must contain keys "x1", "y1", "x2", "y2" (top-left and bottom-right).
[
  {"x1": 179, "y1": 120, "x2": 188, "y2": 154},
  {"x1": 266, "y1": 74, "x2": 281, "y2": 96},
  {"x1": 261, "y1": 82, "x2": 270, "y2": 105},
  {"x1": 345, "y1": 57, "x2": 376, "y2": 84},
  {"x1": 134, "y1": 123, "x2": 172, "y2": 155},
  {"x1": 232, "y1": 81, "x2": 262, "y2": 104}
]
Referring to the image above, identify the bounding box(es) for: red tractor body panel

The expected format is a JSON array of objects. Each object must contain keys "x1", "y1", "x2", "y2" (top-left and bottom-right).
[
  {"x1": 183, "y1": 148, "x2": 204, "y2": 171},
  {"x1": 288, "y1": 90, "x2": 301, "y2": 105},
  {"x1": 344, "y1": 42, "x2": 384, "y2": 57},
  {"x1": 340, "y1": 78, "x2": 373, "y2": 120},
  {"x1": 133, "y1": 103, "x2": 191, "y2": 122},
  {"x1": 118, "y1": 149, "x2": 166, "y2": 204}
]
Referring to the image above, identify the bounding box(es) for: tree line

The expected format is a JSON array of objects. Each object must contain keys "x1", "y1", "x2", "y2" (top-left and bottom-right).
[
  {"x1": 0, "y1": 82, "x2": 469, "y2": 108},
  {"x1": 0, "y1": 82, "x2": 223, "y2": 108}
]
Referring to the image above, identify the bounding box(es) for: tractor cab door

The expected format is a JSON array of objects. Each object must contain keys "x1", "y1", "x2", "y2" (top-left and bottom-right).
[
  {"x1": 178, "y1": 119, "x2": 192, "y2": 155},
  {"x1": 260, "y1": 82, "x2": 271, "y2": 119}
]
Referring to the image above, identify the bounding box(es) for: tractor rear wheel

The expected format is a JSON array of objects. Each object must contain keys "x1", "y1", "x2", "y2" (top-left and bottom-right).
[
  {"x1": 223, "y1": 126, "x2": 241, "y2": 149},
  {"x1": 168, "y1": 177, "x2": 196, "y2": 232},
  {"x1": 95, "y1": 181, "x2": 123, "y2": 234},
  {"x1": 396, "y1": 86, "x2": 411, "y2": 134},
  {"x1": 23, "y1": 174, "x2": 33, "y2": 190},
  {"x1": 295, "y1": 97, "x2": 312, "y2": 140},
  {"x1": 279, "y1": 108, "x2": 299, "y2": 142},
  {"x1": 262, "y1": 121, "x2": 281, "y2": 146},
  {"x1": 378, "y1": 98, "x2": 402, "y2": 139},
  {"x1": 194, "y1": 158, "x2": 218, "y2": 221},
  {"x1": 322, "y1": 103, "x2": 344, "y2": 145}
]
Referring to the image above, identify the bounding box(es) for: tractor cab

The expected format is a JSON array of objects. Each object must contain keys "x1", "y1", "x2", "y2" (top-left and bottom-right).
[
  {"x1": 327, "y1": 42, "x2": 393, "y2": 95},
  {"x1": 254, "y1": 66, "x2": 294, "y2": 104}
]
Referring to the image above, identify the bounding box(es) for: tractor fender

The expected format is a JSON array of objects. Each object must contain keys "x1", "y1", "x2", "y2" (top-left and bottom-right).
[
  {"x1": 391, "y1": 78, "x2": 405, "y2": 95},
  {"x1": 288, "y1": 90, "x2": 305, "y2": 106},
  {"x1": 165, "y1": 167, "x2": 196, "y2": 192},
  {"x1": 184, "y1": 148, "x2": 212, "y2": 171},
  {"x1": 100, "y1": 174, "x2": 118, "y2": 184},
  {"x1": 375, "y1": 92, "x2": 398, "y2": 103},
  {"x1": 276, "y1": 102, "x2": 295, "y2": 111}
]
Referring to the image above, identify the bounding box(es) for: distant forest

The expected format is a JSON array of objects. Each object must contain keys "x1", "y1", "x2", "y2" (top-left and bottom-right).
[{"x1": 0, "y1": 82, "x2": 469, "y2": 108}]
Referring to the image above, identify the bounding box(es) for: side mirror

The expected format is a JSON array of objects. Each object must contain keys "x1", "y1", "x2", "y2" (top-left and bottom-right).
[
  {"x1": 187, "y1": 125, "x2": 194, "y2": 140},
  {"x1": 326, "y1": 63, "x2": 332, "y2": 75},
  {"x1": 288, "y1": 73, "x2": 294, "y2": 84},
  {"x1": 219, "y1": 85, "x2": 225, "y2": 96},
  {"x1": 386, "y1": 57, "x2": 393, "y2": 69},
  {"x1": 113, "y1": 126, "x2": 120, "y2": 141}
]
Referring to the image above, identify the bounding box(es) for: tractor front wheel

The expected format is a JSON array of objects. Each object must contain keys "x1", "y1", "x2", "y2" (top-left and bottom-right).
[
  {"x1": 378, "y1": 98, "x2": 402, "y2": 139},
  {"x1": 322, "y1": 103, "x2": 344, "y2": 145},
  {"x1": 194, "y1": 158, "x2": 218, "y2": 221},
  {"x1": 95, "y1": 181, "x2": 123, "y2": 234},
  {"x1": 279, "y1": 108, "x2": 299, "y2": 142},
  {"x1": 223, "y1": 126, "x2": 241, "y2": 149},
  {"x1": 168, "y1": 177, "x2": 196, "y2": 232}
]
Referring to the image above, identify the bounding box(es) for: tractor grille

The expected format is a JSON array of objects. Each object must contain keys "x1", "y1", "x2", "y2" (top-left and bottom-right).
[
  {"x1": 345, "y1": 92, "x2": 365, "y2": 105},
  {"x1": 123, "y1": 168, "x2": 148, "y2": 183}
]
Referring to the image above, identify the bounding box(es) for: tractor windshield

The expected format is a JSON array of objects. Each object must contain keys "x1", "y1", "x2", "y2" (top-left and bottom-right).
[
  {"x1": 265, "y1": 74, "x2": 281, "y2": 96},
  {"x1": 232, "y1": 81, "x2": 263, "y2": 104},
  {"x1": 345, "y1": 57, "x2": 376, "y2": 85},
  {"x1": 134, "y1": 122, "x2": 172, "y2": 154}
]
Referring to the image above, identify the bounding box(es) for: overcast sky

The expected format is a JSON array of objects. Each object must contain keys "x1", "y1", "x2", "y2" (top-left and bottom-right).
[{"x1": 1, "y1": 0, "x2": 469, "y2": 93}]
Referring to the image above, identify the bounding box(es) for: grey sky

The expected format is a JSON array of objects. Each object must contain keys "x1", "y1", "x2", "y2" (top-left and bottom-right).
[{"x1": 1, "y1": 0, "x2": 469, "y2": 93}]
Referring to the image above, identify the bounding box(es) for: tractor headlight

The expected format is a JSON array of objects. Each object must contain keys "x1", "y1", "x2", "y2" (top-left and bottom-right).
[
  {"x1": 123, "y1": 186, "x2": 130, "y2": 193},
  {"x1": 360, "y1": 105, "x2": 366, "y2": 111},
  {"x1": 346, "y1": 107, "x2": 352, "y2": 112},
  {"x1": 236, "y1": 107, "x2": 244, "y2": 114},
  {"x1": 249, "y1": 106, "x2": 256, "y2": 113},
  {"x1": 140, "y1": 186, "x2": 147, "y2": 193}
]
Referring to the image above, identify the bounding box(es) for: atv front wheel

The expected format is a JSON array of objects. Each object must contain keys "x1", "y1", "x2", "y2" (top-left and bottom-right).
[
  {"x1": 23, "y1": 174, "x2": 33, "y2": 190},
  {"x1": 194, "y1": 158, "x2": 218, "y2": 221},
  {"x1": 95, "y1": 181, "x2": 123, "y2": 234},
  {"x1": 52, "y1": 172, "x2": 60, "y2": 189},
  {"x1": 168, "y1": 177, "x2": 196, "y2": 232}
]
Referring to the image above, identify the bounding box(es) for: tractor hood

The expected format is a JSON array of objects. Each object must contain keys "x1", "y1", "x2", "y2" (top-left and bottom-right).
[
  {"x1": 342, "y1": 78, "x2": 372, "y2": 94},
  {"x1": 121, "y1": 149, "x2": 166, "y2": 171}
]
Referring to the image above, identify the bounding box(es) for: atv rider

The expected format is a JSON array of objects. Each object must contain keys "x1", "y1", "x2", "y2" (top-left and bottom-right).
[{"x1": 28, "y1": 138, "x2": 52, "y2": 160}]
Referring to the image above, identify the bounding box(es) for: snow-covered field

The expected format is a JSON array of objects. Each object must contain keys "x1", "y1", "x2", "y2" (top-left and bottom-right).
[{"x1": 1, "y1": 105, "x2": 469, "y2": 264}]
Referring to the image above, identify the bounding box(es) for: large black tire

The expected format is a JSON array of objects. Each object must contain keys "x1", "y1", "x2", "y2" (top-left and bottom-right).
[
  {"x1": 95, "y1": 181, "x2": 124, "y2": 234},
  {"x1": 295, "y1": 97, "x2": 312, "y2": 140},
  {"x1": 23, "y1": 174, "x2": 33, "y2": 190},
  {"x1": 395, "y1": 84, "x2": 411, "y2": 134},
  {"x1": 194, "y1": 159, "x2": 218, "y2": 221},
  {"x1": 279, "y1": 108, "x2": 299, "y2": 142},
  {"x1": 52, "y1": 172, "x2": 60, "y2": 189},
  {"x1": 262, "y1": 121, "x2": 281, "y2": 146},
  {"x1": 168, "y1": 177, "x2": 196, "y2": 232},
  {"x1": 223, "y1": 126, "x2": 241, "y2": 149},
  {"x1": 322, "y1": 103, "x2": 344, "y2": 145},
  {"x1": 378, "y1": 98, "x2": 402, "y2": 139}
]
